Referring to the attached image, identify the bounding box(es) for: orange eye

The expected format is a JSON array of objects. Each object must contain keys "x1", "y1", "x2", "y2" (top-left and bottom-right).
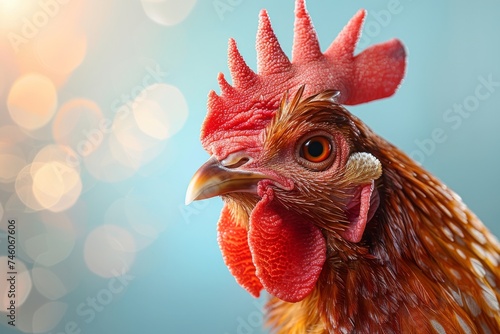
[{"x1": 301, "y1": 136, "x2": 332, "y2": 163}]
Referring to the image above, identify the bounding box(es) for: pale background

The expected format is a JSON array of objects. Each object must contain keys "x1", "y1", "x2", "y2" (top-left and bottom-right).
[{"x1": 0, "y1": 0, "x2": 499, "y2": 333}]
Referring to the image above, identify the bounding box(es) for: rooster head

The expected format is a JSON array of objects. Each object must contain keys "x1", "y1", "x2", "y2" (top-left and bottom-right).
[{"x1": 186, "y1": 0, "x2": 406, "y2": 303}]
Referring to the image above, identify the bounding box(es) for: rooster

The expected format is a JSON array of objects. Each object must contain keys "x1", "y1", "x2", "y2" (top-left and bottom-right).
[{"x1": 185, "y1": 1, "x2": 500, "y2": 333}]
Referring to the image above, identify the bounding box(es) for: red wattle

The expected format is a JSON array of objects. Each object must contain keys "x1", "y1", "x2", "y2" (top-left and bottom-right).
[
  {"x1": 217, "y1": 205, "x2": 263, "y2": 297},
  {"x1": 249, "y1": 187, "x2": 326, "y2": 303}
]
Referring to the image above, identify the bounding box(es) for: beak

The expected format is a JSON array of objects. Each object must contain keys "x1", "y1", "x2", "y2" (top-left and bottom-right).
[{"x1": 185, "y1": 156, "x2": 267, "y2": 205}]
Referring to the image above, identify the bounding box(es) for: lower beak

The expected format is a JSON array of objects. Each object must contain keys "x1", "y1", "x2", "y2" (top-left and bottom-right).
[{"x1": 185, "y1": 156, "x2": 267, "y2": 205}]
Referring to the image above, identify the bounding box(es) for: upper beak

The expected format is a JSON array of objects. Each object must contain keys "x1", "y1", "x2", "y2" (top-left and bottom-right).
[{"x1": 185, "y1": 156, "x2": 267, "y2": 205}]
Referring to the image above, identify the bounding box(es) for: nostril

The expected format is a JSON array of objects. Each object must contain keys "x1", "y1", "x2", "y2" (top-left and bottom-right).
[{"x1": 221, "y1": 153, "x2": 251, "y2": 169}]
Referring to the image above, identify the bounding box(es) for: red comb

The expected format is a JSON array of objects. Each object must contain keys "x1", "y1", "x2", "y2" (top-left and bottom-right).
[{"x1": 201, "y1": 0, "x2": 406, "y2": 157}]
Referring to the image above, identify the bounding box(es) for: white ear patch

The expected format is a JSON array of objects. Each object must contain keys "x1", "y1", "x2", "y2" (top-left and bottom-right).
[{"x1": 344, "y1": 152, "x2": 382, "y2": 184}]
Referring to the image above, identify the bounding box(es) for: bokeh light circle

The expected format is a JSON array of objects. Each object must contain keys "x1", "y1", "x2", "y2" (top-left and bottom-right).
[
  {"x1": 35, "y1": 28, "x2": 87, "y2": 75},
  {"x1": 7, "y1": 73, "x2": 58, "y2": 130},
  {"x1": 15, "y1": 163, "x2": 46, "y2": 212},
  {"x1": 16, "y1": 145, "x2": 84, "y2": 212},
  {"x1": 31, "y1": 161, "x2": 82, "y2": 212},
  {"x1": 110, "y1": 116, "x2": 163, "y2": 171},
  {"x1": 133, "y1": 99, "x2": 169, "y2": 140},
  {"x1": 140, "y1": 0, "x2": 197, "y2": 26},
  {"x1": 0, "y1": 66, "x2": 5, "y2": 97},
  {"x1": 84, "y1": 138, "x2": 137, "y2": 182},
  {"x1": 32, "y1": 144, "x2": 80, "y2": 172},
  {"x1": 31, "y1": 258, "x2": 80, "y2": 300},
  {"x1": 32, "y1": 163, "x2": 66, "y2": 208},
  {"x1": 133, "y1": 83, "x2": 188, "y2": 139},
  {"x1": 110, "y1": 115, "x2": 166, "y2": 171},
  {"x1": 0, "y1": 142, "x2": 26, "y2": 183},
  {"x1": 19, "y1": 212, "x2": 76, "y2": 268},
  {"x1": 32, "y1": 267, "x2": 68, "y2": 301},
  {"x1": 31, "y1": 301, "x2": 68, "y2": 334},
  {"x1": 84, "y1": 225, "x2": 136, "y2": 278},
  {"x1": 106, "y1": 83, "x2": 186, "y2": 173},
  {"x1": 52, "y1": 99, "x2": 104, "y2": 156},
  {"x1": 0, "y1": 125, "x2": 30, "y2": 145}
]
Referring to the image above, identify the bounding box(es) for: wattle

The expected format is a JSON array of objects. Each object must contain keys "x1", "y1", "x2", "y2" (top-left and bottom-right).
[{"x1": 217, "y1": 186, "x2": 326, "y2": 303}]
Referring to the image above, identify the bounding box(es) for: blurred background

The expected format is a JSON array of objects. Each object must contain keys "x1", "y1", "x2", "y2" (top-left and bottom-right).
[{"x1": 0, "y1": 0, "x2": 499, "y2": 333}]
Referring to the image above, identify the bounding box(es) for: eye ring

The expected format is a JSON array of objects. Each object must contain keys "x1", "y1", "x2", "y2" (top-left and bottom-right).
[{"x1": 296, "y1": 132, "x2": 336, "y2": 171}]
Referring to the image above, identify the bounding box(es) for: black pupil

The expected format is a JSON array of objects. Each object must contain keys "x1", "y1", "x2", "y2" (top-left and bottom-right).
[{"x1": 306, "y1": 140, "x2": 324, "y2": 158}]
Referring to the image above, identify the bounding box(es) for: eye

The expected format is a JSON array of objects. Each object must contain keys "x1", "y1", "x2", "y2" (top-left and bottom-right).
[
  {"x1": 301, "y1": 136, "x2": 331, "y2": 162},
  {"x1": 297, "y1": 133, "x2": 335, "y2": 171}
]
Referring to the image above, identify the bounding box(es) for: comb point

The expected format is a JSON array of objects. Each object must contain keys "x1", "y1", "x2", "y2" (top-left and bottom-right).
[
  {"x1": 292, "y1": 0, "x2": 322, "y2": 62},
  {"x1": 325, "y1": 9, "x2": 366, "y2": 59},
  {"x1": 217, "y1": 72, "x2": 234, "y2": 96},
  {"x1": 257, "y1": 9, "x2": 291, "y2": 75},
  {"x1": 207, "y1": 89, "x2": 222, "y2": 109},
  {"x1": 202, "y1": 89, "x2": 225, "y2": 145},
  {"x1": 228, "y1": 38, "x2": 257, "y2": 88}
]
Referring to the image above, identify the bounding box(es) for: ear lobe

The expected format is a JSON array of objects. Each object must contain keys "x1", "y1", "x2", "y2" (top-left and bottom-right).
[{"x1": 341, "y1": 181, "x2": 377, "y2": 243}]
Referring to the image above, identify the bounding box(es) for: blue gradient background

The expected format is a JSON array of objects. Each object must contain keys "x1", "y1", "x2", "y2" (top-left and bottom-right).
[{"x1": 0, "y1": 1, "x2": 499, "y2": 334}]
